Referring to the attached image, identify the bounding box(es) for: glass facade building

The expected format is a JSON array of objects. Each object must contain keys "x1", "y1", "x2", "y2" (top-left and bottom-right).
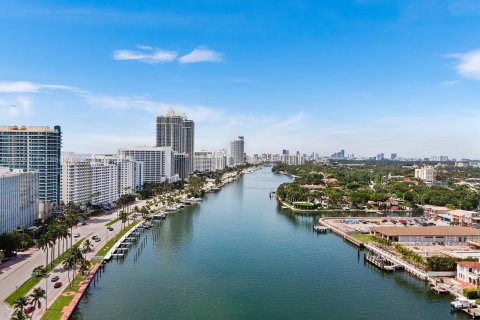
[
  {"x1": 0, "y1": 126, "x2": 62, "y2": 203},
  {"x1": 0, "y1": 168, "x2": 39, "y2": 234}
]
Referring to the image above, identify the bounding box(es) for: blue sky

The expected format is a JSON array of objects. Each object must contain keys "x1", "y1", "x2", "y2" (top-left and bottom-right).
[{"x1": 0, "y1": 0, "x2": 479, "y2": 158}]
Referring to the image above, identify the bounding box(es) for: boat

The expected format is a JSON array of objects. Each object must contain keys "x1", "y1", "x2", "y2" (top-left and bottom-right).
[
  {"x1": 313, "y1": 226, "x2": 330, "y2": 233},
  {"x1": 451, "y1": 297, "x2": 476, "y2": 310},
  {"x1": 281, "y1": 205, "x2": 288, "y2": 209}
]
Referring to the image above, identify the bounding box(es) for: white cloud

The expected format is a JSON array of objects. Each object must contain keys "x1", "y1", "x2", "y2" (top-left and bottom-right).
[
  {"x1": 113, "y1": 46, "x2": 177, "y2": 64},
  {"x1": 448, "y1": 49, "x2": 480, "y2": 80},
  {"x1": 178, "y1": 47, "x2": 223, "y2": 63},
  {"x1": 0, "y1": 81, "x2": 83, "y2": 93}
]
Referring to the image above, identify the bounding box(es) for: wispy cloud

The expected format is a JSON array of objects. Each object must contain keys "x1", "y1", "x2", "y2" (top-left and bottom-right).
[
  {"x1": 178, "y1": 46, "x2": 224, "y2": 63},
  {"x1": 0, "y1": 81, "x2": 83, "y2": 93},
  {"x1": 448, "y1": 49, "x2": 480, "y2": 81},
  {"x1": 113, "y1": 45, "x2": 177, "y2": 64}
]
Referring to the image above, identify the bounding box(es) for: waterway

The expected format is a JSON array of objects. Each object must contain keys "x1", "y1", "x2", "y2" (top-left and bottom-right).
[{"x1": 73, "y1": 168, "x2": 466, "y2": 320}]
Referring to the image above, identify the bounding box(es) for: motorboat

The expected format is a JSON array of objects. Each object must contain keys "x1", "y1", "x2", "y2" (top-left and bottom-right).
[{"x1": 451, "y1": 297, "x2": 476, "y2": 310}]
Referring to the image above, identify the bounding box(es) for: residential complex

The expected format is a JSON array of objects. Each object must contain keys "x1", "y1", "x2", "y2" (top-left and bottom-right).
[
  {"x1": 60, "y1": 153, "x2": 144, "y2": 206},
  {"x1": 0, "y1": 168, "x2": 39, "y2": 234},
  {"x1": 415, "y1": 165, "x2": 437, "y2": 183},
  {"x1": 118, "y1": 146, "x2": 176, "y2": 183},
  {"x1": 193, "y1": 150, "x2": 227, "y2": 172},
  {"x1": 0, "y1": 125, "x2": 62, "y2": 204},
  {"x1": 156, "y1": 109, "x2": 194, "y2": 174}
]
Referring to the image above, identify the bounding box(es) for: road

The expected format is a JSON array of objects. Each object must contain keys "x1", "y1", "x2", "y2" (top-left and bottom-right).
[{"x1": 0, "y1": 200, "x2": 146, "y2": 320}]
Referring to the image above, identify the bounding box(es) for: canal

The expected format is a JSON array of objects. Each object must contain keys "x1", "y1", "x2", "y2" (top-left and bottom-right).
[{"x1": 73, "y1": 168, "x2": 466, "y2": 320}]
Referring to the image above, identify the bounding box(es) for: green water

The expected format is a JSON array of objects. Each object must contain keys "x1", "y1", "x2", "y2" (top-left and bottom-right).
[{"x1": 74, "y1": 169, "x2": 465, "y2": 320}]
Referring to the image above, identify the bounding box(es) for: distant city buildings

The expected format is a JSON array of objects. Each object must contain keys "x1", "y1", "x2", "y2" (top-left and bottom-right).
[
  {"x1": 415, "y1": 165, "x2": 437, "y2": 183},
  {"x1": 390, "y1": 153, "x2": 397, "y2": 161},
  {"x1": 331, "y1": 149, "x2": 345, "y2": 159},
  {"x1": 229, "y1": 136, "x2": 245, "y2": 166},
  {"x1": 156, "y1": 109, "x2": 194, "y2": 174},
  {"x1": 0, "y1": 168, "x2": 39, "y2": 234}
]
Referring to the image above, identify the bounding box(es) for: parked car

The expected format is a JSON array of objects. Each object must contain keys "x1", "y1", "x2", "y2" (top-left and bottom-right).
[
  {"x1": 92, "y1": 235, "x2": 98, "y2": 240},
  {"x1": 107, "y1": 227, "x2": 114, "y2": 231},
  {"x1": 94, "y1": 238, "x2": 101, "y2": 242},
  {"x1": 81, "y1": 222, "x2": 87, "y2": 226},
  {"x1": 25, "y1": 305, "x2": 35, "y2": 314},
  {"x1": 51, "y1": 275, "x2": 60, "y2": 282},
  {"x1": 54, "y1": 282, "x2": 62, "y2": 288},
  {"x1": 74, "y1": 233, "x2": 80, "y2": 238}
]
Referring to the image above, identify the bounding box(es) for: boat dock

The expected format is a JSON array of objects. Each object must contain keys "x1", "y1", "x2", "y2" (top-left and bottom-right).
[
  {"x1": 313, "y1": 226, "x2": 331, "y2": 233},
  {"x1": 104, "y1": 222, "x2": 146, "y2": 261},
  {"x1": 364, "y1": 243, "x2": 429, "y2": 281}
]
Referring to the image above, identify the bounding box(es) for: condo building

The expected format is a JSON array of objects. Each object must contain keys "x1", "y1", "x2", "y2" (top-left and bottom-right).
[
  {"x1": 60, "y1": 153, "x2": 144, "y2": 206},
  {"x1": 415, "y1": 165, "x2": 437, "y2": 183},
  {"x1": 118, "y1": 146, "x2": 176, "y2": 183},
  {"x1": 0, "y1": 168, "x2": 39, "y2": 234},
  {"x1": 229, "y1": 136, "x2": 245, "y2": 167},
  {"x1": 0, "y1": 125, "x2": 62, "y2": 204},
  {"x1": 156, "y1": 109, "x2": 195, "y2": 174}
]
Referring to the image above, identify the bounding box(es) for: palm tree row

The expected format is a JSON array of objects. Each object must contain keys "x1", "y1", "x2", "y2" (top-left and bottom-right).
[
  {"x1": 36, "y1": 206, "x2": 80, "y2": 270},
  {"x1": 11, "y1": 287, "x2": 46, "y2": 320},
  {"x1": 62, "y1": 246, "x2": 91, "y2": 288}
]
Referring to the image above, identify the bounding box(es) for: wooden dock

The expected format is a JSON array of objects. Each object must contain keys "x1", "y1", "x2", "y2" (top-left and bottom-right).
[{"x1": 464, "y1": 307, "x2": 480, "y2": 318}]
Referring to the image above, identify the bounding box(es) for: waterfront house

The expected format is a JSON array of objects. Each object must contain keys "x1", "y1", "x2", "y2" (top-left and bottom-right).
[
  {"x1": 370, "y1": 226, "x2": 480, "y2": 245},
  {"x1": 457, "y1": 261, "x2": 480, "y2": 286}
]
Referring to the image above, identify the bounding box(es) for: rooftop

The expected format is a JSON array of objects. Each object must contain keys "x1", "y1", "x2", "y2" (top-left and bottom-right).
[
  {"x1": 458, "y1": 261, "x2": 480, "y2": 269},
  {"x1": 371, "y1": 226, "x2": 480, "y2": 237},
  {"x1": 0, "y1": 126, "x2": 60, "y2": 133}
]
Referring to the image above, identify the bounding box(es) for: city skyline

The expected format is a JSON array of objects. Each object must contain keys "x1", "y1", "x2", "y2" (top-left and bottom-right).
[{"x1": 0, "y1": 1, "x2": 480, "y2": 157}]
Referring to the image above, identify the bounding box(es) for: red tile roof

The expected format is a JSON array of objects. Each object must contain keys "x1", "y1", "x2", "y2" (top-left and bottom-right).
[{"x1": 458, "y1": 261, "x2": 480, "y2": 269}]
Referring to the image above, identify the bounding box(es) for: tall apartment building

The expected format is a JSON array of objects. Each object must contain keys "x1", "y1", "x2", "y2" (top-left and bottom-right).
[
  {"x1": 156, "y1": 109, "x2": 195, "y2": 174},
  {"x1": 415, "y1": 166, "x2": 437, "y2": 183},
  {"x1": 214, "y1": 150, "x2": 227, "y2": 171},
  {"x1": 118, "y1": 147, "x2": 175, "y2": 183},
  {"x1": 194, "y1": 151, "x2": 215, "y2": 172},
  {"x1": 61, "y1": 153, "x2": 143, "y2": 206},
  {"x1": 229, "y1": 136, "x2": 245, "y2": 167},
  {"x1": 0, "y1": 168, "x2": 39, "y2": 234},
  {"x1": 0, "y1": 126, "x2": 62, "y2": 204}
]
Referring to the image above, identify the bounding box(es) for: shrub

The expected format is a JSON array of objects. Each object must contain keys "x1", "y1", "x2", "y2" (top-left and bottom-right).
[{"x1": 463, "y1": 288, "x2": 480, "y2": 299}]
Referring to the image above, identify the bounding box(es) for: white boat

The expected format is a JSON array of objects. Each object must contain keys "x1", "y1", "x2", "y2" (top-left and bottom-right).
[
  {"x1": 451, "y1": 297, "x2": 476, "y2": 310},
  {"x1": 281, "y1": 206, "x2": 288, "y2": 209}
]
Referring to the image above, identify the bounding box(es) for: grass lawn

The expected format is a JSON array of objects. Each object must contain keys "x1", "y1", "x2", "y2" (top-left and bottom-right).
[
  {"x1": 351, "y1": 234, "x2": 373, "y2": 243},
  {"x1": 41, "y1": 273, "x2": 87, "y2": 320},
  {"x1": 105, "y1": 217, "x2": 121, "y2": 226},
  {"x1": 95, "y1": 221, "x2": 140, "y2": 257},
  {"x1": 5, "y1": 239, "x2": 84, "y2": 306}
]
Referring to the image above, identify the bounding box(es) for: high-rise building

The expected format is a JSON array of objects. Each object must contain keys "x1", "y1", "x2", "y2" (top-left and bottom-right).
[
  {"x1": 391, "y1": 153, "x2": 398, "y2": 161},
  {"x1": 61, "y1": 153, "x2": 144, "y2": 206},
  {"x1": 0, "y1": 126, "x2": 62, "y2": 204},
  {"x1": 229, "y1": 136, "x2": 245, "y2": 166},
  {"x1": 376, "y1": 153, "x2": 384, "y2": 161},
  {"x1": 331, "y1": 149, "x2": 345, "y2": 159},
  {"x1": 415, "y1": 166, "x2": 436, "y2": 183},
  {"x1": 0, "y1": 168, "x2": 39, "y2": 234},
  {"x1": 119, "y1": 147, "x2": 175, "y2": 183},
  {"x1": 156, "y1": 109, "x2": 195, "y2": 174},
  {"x1": 194, "y1": 151, "x2": 215, "y2": 172}
]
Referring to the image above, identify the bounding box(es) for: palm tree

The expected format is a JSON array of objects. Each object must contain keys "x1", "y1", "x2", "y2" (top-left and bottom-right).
[
  {"x1": 119, "y1": 211, "x2": 129, "y2": 230},
  {"x1": 65, "y1": 213, "x2": 79, "y2": 248},
  {"x1": 13, "y1": 296, "x2": 30, "y2": 314},
  {"x1": 82, "y1": 240, "x2": 93, "y2": 259},
  {"x1": 79, "y1": 259, "x2": 91, "y2": 276},
  {"x1": 10, "y1": 309, "x2": 27, "y2": 320},
  {"x1": 36, "y1": 233, "x2": 51, "y2": 269},
  {"x1": 69, "y1": 247, "x2": 83, "y2": 282},
  {"x1": 29, "y1": 287, "x2": 46, "y2": 312},
  {"x1": 62, "y1": 253, "x2": 76, "y2": 288},
  {"x1": 57, "y1": 222, "x2": 70, "y2": 254}
]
